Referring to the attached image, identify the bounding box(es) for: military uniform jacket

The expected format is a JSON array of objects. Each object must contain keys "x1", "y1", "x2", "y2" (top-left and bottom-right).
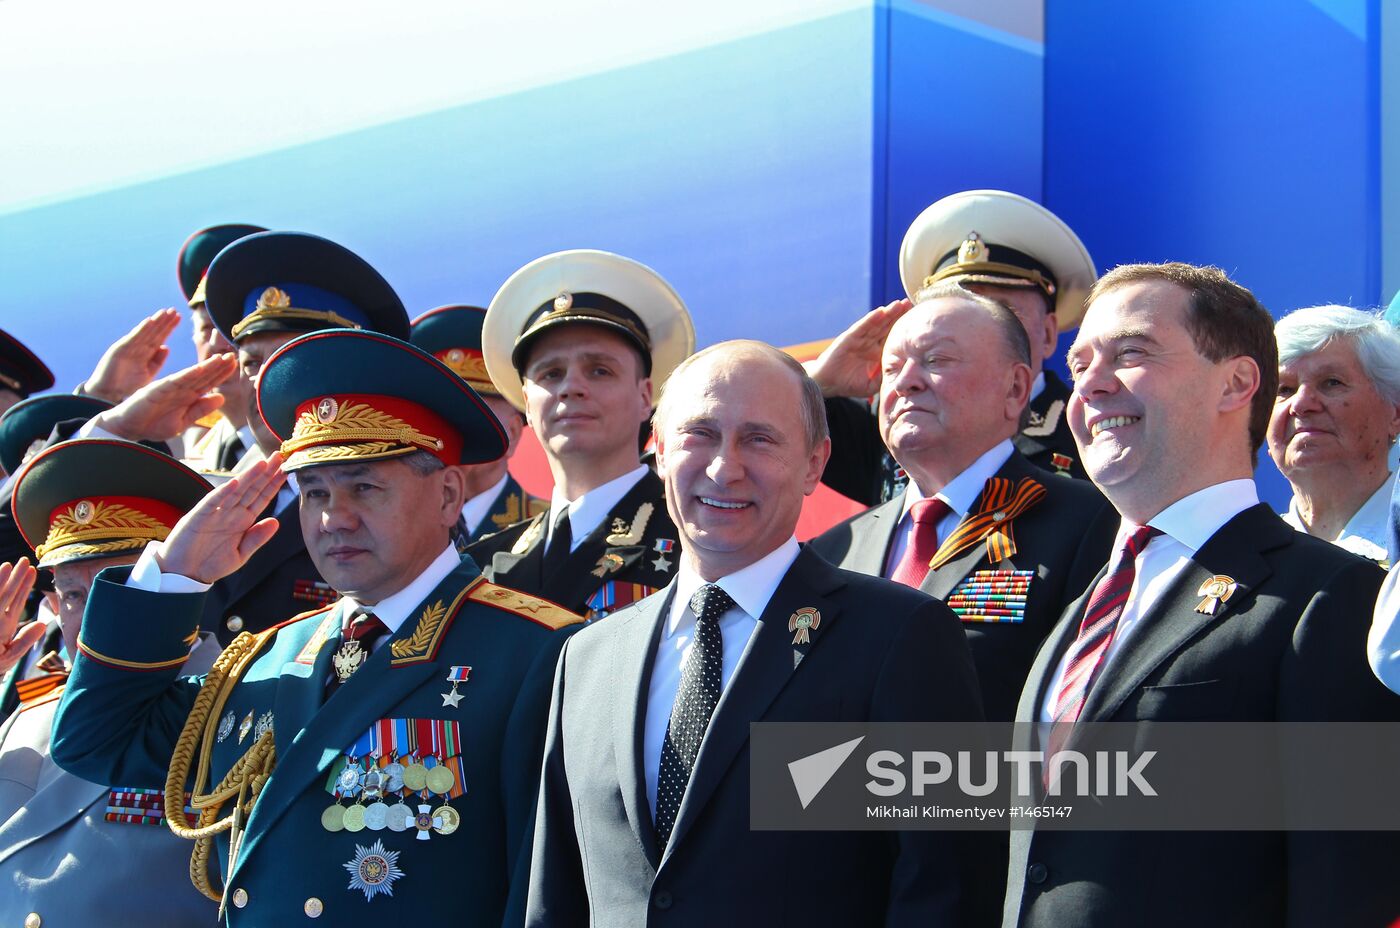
[
  {"x1": 468, "y1": 473, "x2": 548, "y2": 545},
  {"x1": 1005, "y1": 505, "x2": 1400, "y2": 928},
  {"x1": 809, "y1": 451, "x2": 1117, "y2": 720},
  {"x1": 202, "y1": 503, "x2": 333, "y2": 645},
  {"x1": 526, "y1": 548, "x2": 995, "y2": 927},
  {"x1": 52, "y1": 559, "x2": 578, "y2": 927},
  {"x1": 0, "y1": 635, "x2": 221, "y2": 927},
  {"x1": 468, "y1": 470, "x2": 680, "y2": 620},
  {"x1": 820, "y1": 370, "x2": 1086, "y2": 506}
]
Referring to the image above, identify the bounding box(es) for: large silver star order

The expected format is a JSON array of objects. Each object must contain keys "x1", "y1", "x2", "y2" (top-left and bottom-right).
[{"x1": 344, "y1": 839, "x2": 404, "y2": 901}]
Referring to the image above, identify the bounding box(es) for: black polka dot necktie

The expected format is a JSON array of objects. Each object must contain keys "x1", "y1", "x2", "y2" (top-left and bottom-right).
[{"x1": 654, "y1": 583, "x2": 735, "y2": 850}]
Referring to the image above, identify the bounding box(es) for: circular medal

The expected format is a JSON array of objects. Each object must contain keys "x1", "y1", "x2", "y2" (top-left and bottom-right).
[
  {"x1": 363, "y1": 801, "x2": 389, "y2": 831},
  {"x1": 342, "y1": 804, "x2": 367, "y2": 832},
  {"x1": 385, "y1": 802, "x2": 413, "y2": 832},
  {"x1": 321, "y1": 804, "x2": 346, "y2": 832},
  {"x1": 381, "y1": 762, "x2": 405, "y2": 793},
  {"x1": 402, "y1": 762, "x2": 429, "y2": 792},
  {"x1": 432, "y1": 805, "x2": 460, "y2": 836},
  {"x1": 425, "y1": 764, "x2": 455, "y2": 796}
]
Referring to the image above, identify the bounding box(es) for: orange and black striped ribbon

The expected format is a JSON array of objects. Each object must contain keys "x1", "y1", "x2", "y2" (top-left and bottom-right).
[
  {"x1": 927, "y1": 476, "x2": 1047, "y2": 571},
  {"x1": 15, "y1": 671, "x2": 67, "y2": 704}
]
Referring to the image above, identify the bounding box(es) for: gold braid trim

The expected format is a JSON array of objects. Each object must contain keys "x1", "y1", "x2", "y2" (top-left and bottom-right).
[
  {"x1": 284, "y1": 442, "x2": 417, "y2": 469},
  {"x1": 280, "y1": 401, "x2": 443, "y2": 455},
  {"x1": 37, "y1": 537, "x2": 146, "y2": 567},
  {"x1": 164, "y1": 627, "x2": 280, "y2": 902},
  {"x1": 36, "y1": 501, "x2": 169, "y2": 560},
  {"x1": 230, "y1": 307, "x2": 361, "y2": 340}
]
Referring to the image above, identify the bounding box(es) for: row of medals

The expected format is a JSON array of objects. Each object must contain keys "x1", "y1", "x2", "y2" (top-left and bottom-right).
[{"x1": 322, "y1": 756, "x2": 459, "y2": 836}]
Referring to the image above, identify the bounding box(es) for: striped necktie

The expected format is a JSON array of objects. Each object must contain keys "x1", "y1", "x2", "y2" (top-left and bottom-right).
[{"x1": 1047, "y1": 524, "x2": 1161, "y2": 759}]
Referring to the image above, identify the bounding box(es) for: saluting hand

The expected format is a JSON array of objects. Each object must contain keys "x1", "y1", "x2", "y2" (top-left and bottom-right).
[
  {"x1": 803, "y1": 298, "x2": 914, "y2": 398},
  {"x1": 0, "y1": 558, "x2": 44, "y2": 676},
  {"x1": 83, "y1": 309, "x2": 182, "y2": 403},
  {"x1": 153, "y1": 454, "x2": 287, "y2": 585},
  {"x1": 91, "y1": 353, "x2": 237, "y2": 442}
]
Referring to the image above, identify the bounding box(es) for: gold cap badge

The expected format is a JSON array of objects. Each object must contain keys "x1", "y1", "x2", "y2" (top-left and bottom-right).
[
  {"x1": 315, "y1": 397, "x2": 339, "y2": 424},
  {"x1": 256, "y1": 286, "x2": 292, "y2": 312},
  {"x1": 553, "y1": 292, "x2": 573, "y2": 312},
  {"x1": 957, "y1": 232, "x2": 989, "y2": 265}
]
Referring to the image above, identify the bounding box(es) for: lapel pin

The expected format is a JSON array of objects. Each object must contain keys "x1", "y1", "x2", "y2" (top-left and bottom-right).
[
  {"x1": 1195, "y1": 575, "x2": 1238, "y2": 616},
  {"x1": 237, "y1": 710, "x2": 254, "y2": 743},
  {"x1": 788, "y1": 607, "x2": 821, "y2": 645},
  {"x1": 441, "y1": 666, "x2": 471, "y2": 708},
  {"x1": 591, "y1": 552, "x2": 626, "y2": 577},
  {"x1": 217, "y1": 710, "x2": 235, "y2": 743}
]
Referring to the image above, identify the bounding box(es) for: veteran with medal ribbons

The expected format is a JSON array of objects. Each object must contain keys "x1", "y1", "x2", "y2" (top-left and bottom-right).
[
  {"x1": 3, "y1": 438, "x2": 219, "y2": 927},
  {"x1": 52, "y1": 329, "x2": 583, "y2": 926},
  {"x1": 468, "y1": 250, "x2": 694, "y2": 619}
]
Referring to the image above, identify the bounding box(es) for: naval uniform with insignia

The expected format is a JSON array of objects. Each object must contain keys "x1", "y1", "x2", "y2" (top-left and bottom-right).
[
  {"x1": 5, "y1": 438, "x2": 222, "y2": 926},
  {"x1": 810, "y1": 444, "x2": 1116, "y2": 721},
  {"x1": 471, "y1": 249, "x2": 696, "y2": 620},
  {"x1": 52, "y1": 329, "x2": 584, "y2": 926},
  {"x1": 197, "y1": 230, "x2": 413, "y2": 643},
  {"x1": 469, "y1": 467, "x2": 680, "y2": 619},
  {"x1": 820, "y1": 189, "x2": 1098, "y2": 504}
]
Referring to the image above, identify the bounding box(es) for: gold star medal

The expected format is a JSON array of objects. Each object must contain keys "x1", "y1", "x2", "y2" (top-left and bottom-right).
[
  {"x1": 788, "y1": 607, "x2": 821, "y2": 645},
  {"x1": 1195, "y1": 575, "x2": 1237, "y2": 615}
]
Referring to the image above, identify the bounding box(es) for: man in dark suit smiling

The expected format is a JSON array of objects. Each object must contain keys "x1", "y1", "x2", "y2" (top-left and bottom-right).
[{"x1": 527, "y1": 340, "x2": 987, "y2": 927}]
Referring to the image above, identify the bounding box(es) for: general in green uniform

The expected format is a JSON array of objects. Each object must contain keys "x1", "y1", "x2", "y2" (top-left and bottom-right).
[{"x1": 52, "y1": 329, "x2": 582, "y2": 926}]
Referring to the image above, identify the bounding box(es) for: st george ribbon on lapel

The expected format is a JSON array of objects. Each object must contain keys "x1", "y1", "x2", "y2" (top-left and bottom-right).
[{"x1": 654, "y1": 583, "x2": 735, "y2": 848}]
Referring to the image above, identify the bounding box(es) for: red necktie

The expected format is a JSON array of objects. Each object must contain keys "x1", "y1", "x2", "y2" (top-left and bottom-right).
[
  {"x1": 890, "y1": 498, "x2": 953, "y2": 589},
  {"x1": 1047, "y1": 525, "x2": 1161, "y2": 761}
]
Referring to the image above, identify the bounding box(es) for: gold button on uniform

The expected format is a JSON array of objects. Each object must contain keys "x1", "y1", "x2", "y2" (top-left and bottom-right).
[
  {"x1": 304, "y1": 898, "x2": 323, "y2": 918},
  {"x1": 24, "y1": 913, "x2": 41, "y2": 928},
  {"x1": 232, "y1": 888, "x2": 249, "y2": 908},
  {"x1": 226, "y1": 615, "x2": 245, "y2": 633}
]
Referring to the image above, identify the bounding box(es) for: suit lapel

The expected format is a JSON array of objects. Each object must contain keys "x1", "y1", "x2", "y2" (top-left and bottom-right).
[
  {"x1": 230, "y1": 564, "x2": 478, "y2": 879},
  {"x1": 663, "y1": 549, "x2": 843, "y2": 856},
  {"x1": 550, "y1": 473, "x2": 664, "y2": 609},
  {"x1": 1079, "y1": 505, "x2": 1283, "y2": 723},
  {"x1": 921, "y1": 453, "x2": 1043, "y2": 600},
  {"x1": 611, "y1": 587, "x2": 673, "y2": 868},
  {"x1": 841, "y1": 498, "x2": 901, "y2": 576}
]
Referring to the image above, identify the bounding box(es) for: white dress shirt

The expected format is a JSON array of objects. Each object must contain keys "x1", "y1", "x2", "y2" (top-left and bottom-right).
[
  {"x1": 1038, "y1": 479, "x2": 1259, "y2": 728},
  {"x1": 546, "y1": 464, "x2": 648, "y2": 552},
  {"x1": 1030, "y1": 371, "x2": 1046, "y2": 402},
  {"x1": 643, "y1": 537, "x2": 801, "y2": 813},
  {"x1": 1282, "y1": 474, "x2": 1390, "y2": 563},
  {"x1": 461, "y1": 471, "x2": 510, "y2": 538},
  {"x1": 885, "y1": 439, "x2": 1015, "y2": 578}
]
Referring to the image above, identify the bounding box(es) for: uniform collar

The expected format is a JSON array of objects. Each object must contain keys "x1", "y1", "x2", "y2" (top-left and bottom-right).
[
  {"x1": 549, "y1": 464, "x2": 648, "y2": 545},
  {"x1": 342, "y1": 544, "x2": 460, "y2": 633},
  {"x1": 1029, "y1": 371, "x2": 1046, "y2": 402},
  {"x1": 902, "y1": 439, "x2": 1016, "y2": 520},
  {"x1": 667, "y1": 536, "x2": 801, "y2": 637},
  {"x1": 461, "y1": 470, "x2": 511, "y2": 536}
]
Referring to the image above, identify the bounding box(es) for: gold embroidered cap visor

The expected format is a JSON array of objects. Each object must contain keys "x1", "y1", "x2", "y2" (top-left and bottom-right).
[
  {"x1": 11, "y1": 439, "x2": 212, "y2": 568},
  {"x1": 898, "y1": 189, "x2": 1097, "y2": 330},
  {"x1": 256, "y1": 329, "x2": 508, "y2": 472},
  {"x1": 203, "y1": 230, "x2": 410, "y2": 344},
  {"x1": 409, "y1": 305, "x2": 501, "y2": 396},
  {"x1": 482, "y1": 249, "x2": 695, "y2": 412},
  {"x1": 176, "y1": 223, "x2": 267, "y2": 307}
]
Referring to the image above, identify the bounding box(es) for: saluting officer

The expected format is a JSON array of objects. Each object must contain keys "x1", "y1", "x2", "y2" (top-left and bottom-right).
[
  {"x1": 468, "y1": 250, "x2": 695, "y2": 619},
  {"x1": 4, "y1": 438, "x2": 220, "y2": 927},
  {"x1": 410, "y1": 305, "x2": 547, "y2": 544},
  {"x1": 812, "y1": 190, "x2": 1098, "y2": 504},
  {"x1": 52, "y1": 329, "x2": 582, "y2": 925}
]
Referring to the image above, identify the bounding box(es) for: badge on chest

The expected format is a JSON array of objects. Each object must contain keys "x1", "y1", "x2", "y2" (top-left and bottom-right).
[{"x1": 944, "y1": 569, "x2": 1034, "y2": 622}]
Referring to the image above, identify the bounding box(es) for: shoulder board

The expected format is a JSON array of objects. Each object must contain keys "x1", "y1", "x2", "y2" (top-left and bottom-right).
[
  {"x1": 17, "y1": 685, "x2": 66, "y2": 714},
  {"x1": 467, "y1": 582, "x2": 585, "y2": 631}
]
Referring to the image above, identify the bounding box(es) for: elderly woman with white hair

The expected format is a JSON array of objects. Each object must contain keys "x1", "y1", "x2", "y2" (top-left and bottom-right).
[{"x1": 1268, "y1": 304, "x2": 1400, "y2": 563}]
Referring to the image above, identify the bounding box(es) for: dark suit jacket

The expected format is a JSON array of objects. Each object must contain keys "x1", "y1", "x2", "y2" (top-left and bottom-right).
[
  {"x1": 821, "y1": 371, "x2": 1086, "y2": 506},
  {"x1": 810, "y1": 451, "x2": 1117, "y2": 720},
  {"x1": 1005, "y1": 503, "x2": 1400, "y2": 928},
  {"x1": 526, "y1": 547, "x2": 992, "y2": 927},
  {"x1": 468, "y1": 470, "x2": 680, "y2": 619},
  {"x1": 201, "y1": 504, "x2": 330, "y2": 645}
]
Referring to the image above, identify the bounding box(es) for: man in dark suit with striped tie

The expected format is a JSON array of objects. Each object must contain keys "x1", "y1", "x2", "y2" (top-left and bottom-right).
[
  {"x1": 811, "y1": 284, "x2": 1116, "y2": 721},
  {"x1": 527, "y1": 340, "x2": 989, "y2": 927},
  {"x1": 1006, "y1": 263, "x2": 1400, "y2": 928}
]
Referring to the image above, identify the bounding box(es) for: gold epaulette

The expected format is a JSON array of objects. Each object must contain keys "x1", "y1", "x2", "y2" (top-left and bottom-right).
[{"x1": 467, "y1": 581, "x2": 584, "y2": 631}]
